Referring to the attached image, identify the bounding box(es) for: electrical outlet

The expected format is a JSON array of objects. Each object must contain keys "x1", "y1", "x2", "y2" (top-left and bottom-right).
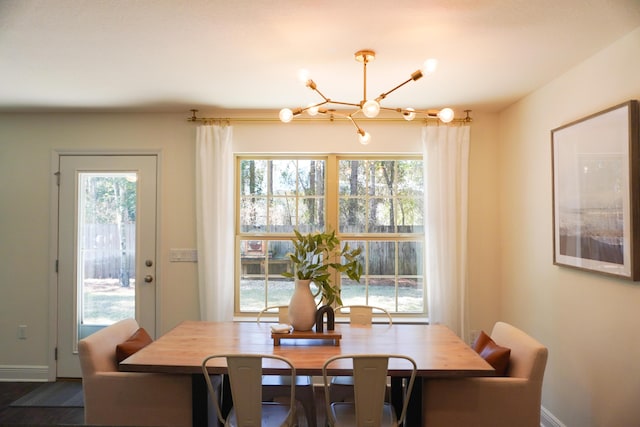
[{"x1": 18, "y1": 325, "x2": 27, "y2": 340}]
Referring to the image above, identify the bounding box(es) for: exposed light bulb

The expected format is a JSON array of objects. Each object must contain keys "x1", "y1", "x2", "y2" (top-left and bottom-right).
[
  {"x1": 358, "y1": 130, "x2": 371, "y2": 145},
  {"x1": 362, "y1": 100, "x2": 380, "y2": 118},
  {"x1": 298, "y1": 68, "x2": 310, "y2": 83},
  {"x1": 438, "y1": 108, "x2": 454, "y2": 123},
  {"x1": 423, "y1": 58, "x2": 438, "y2": 74},
  {"x1": 307, "y1": 104, "x2": 319, "y2": 116},
  {"x1": 403, "y1": 108, "x2": 416, "y2": 121},
  {"x1": 279, "y1": 108, "x2": 294, "y2": 123}
]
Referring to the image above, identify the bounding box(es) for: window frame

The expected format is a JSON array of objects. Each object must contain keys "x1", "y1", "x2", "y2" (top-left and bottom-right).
[{"x1": 234, "y1": 154, "x2": 426, "y2": 320}]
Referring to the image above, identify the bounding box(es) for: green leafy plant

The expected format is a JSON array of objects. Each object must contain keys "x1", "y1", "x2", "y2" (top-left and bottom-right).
[{"x1": 282, "y1": 229, "x2": 363, "y2": 306}]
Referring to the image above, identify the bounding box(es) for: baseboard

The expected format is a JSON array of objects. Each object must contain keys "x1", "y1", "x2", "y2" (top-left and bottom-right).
[
  {"x1": 541, "y1": 405, "x2": 566, "y2": 427},
  {"x1": 0, "y1": 365, "x2": 49, "y2": 382}
]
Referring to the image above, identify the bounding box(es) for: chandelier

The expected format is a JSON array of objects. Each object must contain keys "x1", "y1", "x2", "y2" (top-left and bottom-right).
[{"x1": 279, "y1": 49, "x2": 455, "y2": 145}]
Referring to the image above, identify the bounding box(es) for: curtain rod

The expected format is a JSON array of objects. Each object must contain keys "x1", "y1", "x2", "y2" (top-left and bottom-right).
[{"x1": 186, "y1": 109, "x2": 472, "y2": 124}]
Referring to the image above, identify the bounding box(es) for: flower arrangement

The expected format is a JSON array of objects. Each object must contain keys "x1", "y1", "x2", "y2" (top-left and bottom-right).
[{"x1": 281, "y1": 229, "x2": 363, "y2": 306}]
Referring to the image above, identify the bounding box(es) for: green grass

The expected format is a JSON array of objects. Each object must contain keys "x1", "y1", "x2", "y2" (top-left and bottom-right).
[
  {"x1": 239, "y1": 279, "x2": 424, "y2": 313},
  {"x1": 82, "y1": 278, "x2": 424, "y2": 324}
]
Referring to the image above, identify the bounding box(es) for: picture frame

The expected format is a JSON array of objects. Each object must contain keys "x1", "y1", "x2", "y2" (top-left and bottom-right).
[{"x1": 552, "y1": 100, "x2": 639, "y2": 280}]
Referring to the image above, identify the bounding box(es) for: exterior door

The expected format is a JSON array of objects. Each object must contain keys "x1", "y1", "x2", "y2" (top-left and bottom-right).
[{"x1": 56, "y1": 155, "x2": 158, "y2": 378}]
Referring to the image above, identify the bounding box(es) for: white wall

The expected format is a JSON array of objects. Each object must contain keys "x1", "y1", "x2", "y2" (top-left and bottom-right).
[
  {"x1": 499, "y1": 27, "x2": 640, "y2": 426},
  {"x1": 0, "y1": 110, "x2": 500, "y2": 380}
]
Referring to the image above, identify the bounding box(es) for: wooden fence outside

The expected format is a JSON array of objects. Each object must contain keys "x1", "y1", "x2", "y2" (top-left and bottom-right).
[{"x1": 81, "y1": 223, "x2": 135, "y2": 284}]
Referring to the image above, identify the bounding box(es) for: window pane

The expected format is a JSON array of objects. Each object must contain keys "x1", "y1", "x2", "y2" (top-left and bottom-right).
[
  {"x1": 369, "y1": 198, "x2": 394, "y2": 233},
  {"x1": 398, "y1": 241, "x2": 422, "y2": 275},
  {"x1": 368, "y1": 241, "x2": 395, "y2": 275},
  {"x1": 396, "y1": 160, "x2": 424, "y2": 197},
  {"x1": 339, "y1": 198, "x2": 366, "y2": 233},
  {"x1": 239, "y1": 277, "x2": 265, "y2": 311},
  {"x1": 398, "y1": 278, "x2": 424, "y2": 313},
  {"x1": 79, "y1": 173, "x2": 136, "y2": 327},
  {"x1": 340, "y1": 277, "x2": 366, "y2": 306},
  {"x1": 271, "y1": 160, "x2": 297, "y2": 195},
  {"x1": 339, "y1": 160, "x2": 367, "y2": 196},
  {"x1": 240, "y1": 160, "x2": 267, "y2": 196},
  {"x1": 371, "y1": 161, "x2": 395, "y2": 197},
  {"x1": 368, "y1": 278, "x2": 396, "y2": 312},
  {"x1": 268, "y1": 196, "x2": 296, "y2": 232},
  {"x1": 396, "y1": 198, "x2": 424, "y2": 233},
  {"x1": 240, "y1": 196, "x2": 267, "y2": 232},
  {"x1": 298, "y1": 197, "x2": 324, "y2": 232},
  {"x1": 298, "y1": 160, "x2": 325, "y2": 196}
]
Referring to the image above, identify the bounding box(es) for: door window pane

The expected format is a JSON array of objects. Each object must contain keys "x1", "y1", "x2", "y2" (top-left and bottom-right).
[{"x1": 78, "y1": 173, "x2": 137, "y2": 336}]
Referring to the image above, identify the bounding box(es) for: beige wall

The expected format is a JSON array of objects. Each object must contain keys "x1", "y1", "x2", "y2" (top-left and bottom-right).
[
  {"x1": 499, "y1": 27, "x2": 640, "y2": 426},
  {"x1": 0, "y1": 110, "x2": 500, "y2": 380}
]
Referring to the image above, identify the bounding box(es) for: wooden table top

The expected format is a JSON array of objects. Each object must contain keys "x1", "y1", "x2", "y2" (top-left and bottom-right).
[{"x1": 120, "y1": 321, "x2": 495, "y2": 377}]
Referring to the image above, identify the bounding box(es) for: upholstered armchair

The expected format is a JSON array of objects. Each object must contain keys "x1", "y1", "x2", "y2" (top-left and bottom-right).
[
  {"x1": 422, "y1": 321, "x2": 548, "y2": 427},
  {"x1": 78, "y1": 318, "x2": 192, "y2": 426}
]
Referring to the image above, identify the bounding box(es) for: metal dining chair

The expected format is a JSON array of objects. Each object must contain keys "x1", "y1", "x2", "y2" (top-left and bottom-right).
[
  {"x1": 334, "y1": 305, "x2": 393, "y2": 327},
  {"x1": 322, "y1": 354, "x2": 417, "y2": 427},
  {"x1": 202, "y1": 353, "x2": 298, "y2": 427},
  {"x1": 257, "y1": 305, "x2": 317, "y2": 427},
  {"x1": 329, "y1": 305, "x2": 393, "y2": 402}
]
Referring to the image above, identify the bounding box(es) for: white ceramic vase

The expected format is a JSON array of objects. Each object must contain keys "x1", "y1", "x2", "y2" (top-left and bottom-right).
[{"x1": 288, "y1": 279, "x2": 317, "y2": 331}]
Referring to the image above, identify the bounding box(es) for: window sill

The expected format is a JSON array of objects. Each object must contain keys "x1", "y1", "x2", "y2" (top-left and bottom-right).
[{"x1": 233, "y1": 316, "x2": 429, "y2": 324}]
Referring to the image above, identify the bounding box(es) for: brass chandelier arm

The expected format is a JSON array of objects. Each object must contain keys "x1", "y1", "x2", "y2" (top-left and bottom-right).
[
  {"x1": 306, "y1": 80, "x2": 330, "y2": 102},
  {"x1": 326, "y1": 100, "x2": 362, "y2": 108},
  {"x1": 375, "y1": 71, "x2": 423, "y2": 103},
  {"x1": 306, "y1": 81, "x2": 360, "y2": 109}
]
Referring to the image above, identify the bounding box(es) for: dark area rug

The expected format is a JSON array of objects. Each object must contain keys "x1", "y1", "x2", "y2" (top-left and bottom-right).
[{"x1": 9, "y1": 382, "x2": 83, "y2": 408}]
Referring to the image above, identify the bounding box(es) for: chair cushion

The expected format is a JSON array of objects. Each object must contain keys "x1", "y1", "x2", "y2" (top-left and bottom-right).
[
  {"x1": 116, "y1": 327, "x2": 153, "y2": 363},
  {"x1": 472, "y1": 330, "x2": 510, "y2": 376}
]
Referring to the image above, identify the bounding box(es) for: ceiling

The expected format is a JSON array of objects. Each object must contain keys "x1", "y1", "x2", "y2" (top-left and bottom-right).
[{"x1": 1, "y1": 0, "x2": 640, "y2": 115}]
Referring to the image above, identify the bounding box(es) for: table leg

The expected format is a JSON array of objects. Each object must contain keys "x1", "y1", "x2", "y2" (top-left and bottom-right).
[
  {"x1": 191, "y1": 374, "x2": 233, "y2": 427},
  {"x1": 391, "y1": 376, "x2": 422, "y2": 426},
  {"x1": 406, "y1": 377, "x2": 422, "y2": 425},
  {"x1": 191, "y1": 374, "x2": 208, "y2": 427}
]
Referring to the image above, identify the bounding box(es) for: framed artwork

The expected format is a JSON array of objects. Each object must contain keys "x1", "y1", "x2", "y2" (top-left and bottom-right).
[{"x1": 552, "y1": 100, "x2": 639, "y2": 280}]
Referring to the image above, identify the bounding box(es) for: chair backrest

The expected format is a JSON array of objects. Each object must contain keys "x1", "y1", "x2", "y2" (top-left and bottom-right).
[
  {"x1": 322, "y1": 354, "x2": 417, "y2": 427},
  {"x1": 334, "y1": 305, "x2": 393, "y2": 326},
  {"x1": 257, "y1": 305, "x2": 290, "y2": 324},
  {"x1": 202, "y1": 353, "x2": 297, "y2": 426},
  {"x1": 78, "y1": 318, "x2": 139, "y2": 376},
  {"x1": 490, "y1": 321, "x2": 548, "y2": 381}
]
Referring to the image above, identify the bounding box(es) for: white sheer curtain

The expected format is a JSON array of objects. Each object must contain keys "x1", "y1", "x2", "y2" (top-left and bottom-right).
[
  {"x1": 195, "y1": 125, "x2": 234, "y2": 321},
  {"x1": 422, "y1": 124, "x2": 471, "y2": 339}
]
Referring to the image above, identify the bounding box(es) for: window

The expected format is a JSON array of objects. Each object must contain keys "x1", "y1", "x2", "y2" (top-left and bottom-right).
[{"x1": 236, "y1": 155, "x2": 425, "y2": 318}]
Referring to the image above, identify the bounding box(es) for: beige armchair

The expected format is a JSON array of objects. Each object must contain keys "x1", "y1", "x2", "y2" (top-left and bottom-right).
[
  {"x1": 422, "y1": 321, "x2": 548, "y2": 427},
  {"x1": 78, "y1": 318, "x2": 192, "y2": 426}
]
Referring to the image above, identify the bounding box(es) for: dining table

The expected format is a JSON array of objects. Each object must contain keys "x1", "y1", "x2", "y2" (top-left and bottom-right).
[{"x1": 120, "y1": 320, "x2": 495, "y2": 426}]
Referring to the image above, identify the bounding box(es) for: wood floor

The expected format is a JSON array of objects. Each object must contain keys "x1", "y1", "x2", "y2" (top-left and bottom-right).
[
  {"x1": 0, "y1": 382, "x2": 84, "y2": 425},
  {"x1": 0, "y1": 381, "x2": 327, "y2": 426}
]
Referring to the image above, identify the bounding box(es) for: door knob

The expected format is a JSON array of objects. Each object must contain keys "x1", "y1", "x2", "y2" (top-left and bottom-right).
[{"x1": 144, "y1": 275, "x2": 153, "y2": 283}]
